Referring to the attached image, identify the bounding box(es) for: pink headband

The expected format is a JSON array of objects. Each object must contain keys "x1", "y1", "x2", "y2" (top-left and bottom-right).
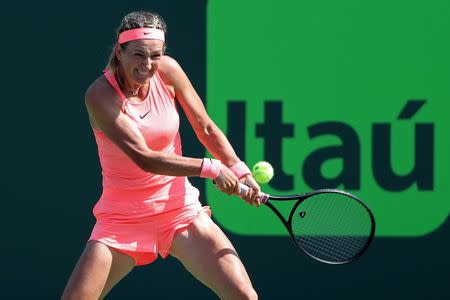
[{"x1": 118, "y1": 28, "x2": 165, "y2": 44}]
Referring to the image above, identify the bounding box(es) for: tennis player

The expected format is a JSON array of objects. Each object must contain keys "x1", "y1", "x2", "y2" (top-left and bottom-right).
[{"x1": 61, "y1": 11, "x2": 260, "y2": 300}]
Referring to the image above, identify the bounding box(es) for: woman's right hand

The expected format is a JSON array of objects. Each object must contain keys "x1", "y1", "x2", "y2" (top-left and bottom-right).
[{"x1": 214, "y1": 164, "x2": 240, "y2": 195}]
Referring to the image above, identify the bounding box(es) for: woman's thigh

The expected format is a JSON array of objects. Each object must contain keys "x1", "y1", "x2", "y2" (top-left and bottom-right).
[
  {"x1": 169, "y1": 213, "x2": 257, "y2": 300},
  {"x1": 61, "y1": 241, "x2": 135, "y2": 300}
]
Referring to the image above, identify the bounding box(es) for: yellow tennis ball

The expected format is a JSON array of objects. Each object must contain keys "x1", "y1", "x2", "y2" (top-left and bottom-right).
[{"x1": 252, "y1": 161, "x2": 274, "y2": 184}]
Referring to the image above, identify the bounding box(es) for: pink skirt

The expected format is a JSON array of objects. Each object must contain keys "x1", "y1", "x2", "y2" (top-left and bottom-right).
[{"x1": 89, "y1": 202, "x2": 211, "y2": 266}]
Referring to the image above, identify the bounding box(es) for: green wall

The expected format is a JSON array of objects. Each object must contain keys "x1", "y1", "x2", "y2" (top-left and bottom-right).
[{"x1": 2, "y1": 1, "x2": 448, "y2": 299}]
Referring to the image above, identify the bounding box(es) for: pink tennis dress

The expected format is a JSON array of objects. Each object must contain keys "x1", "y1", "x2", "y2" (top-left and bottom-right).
[{"x1": 89, "y1": 70, "x2": 211, "y2": 265}]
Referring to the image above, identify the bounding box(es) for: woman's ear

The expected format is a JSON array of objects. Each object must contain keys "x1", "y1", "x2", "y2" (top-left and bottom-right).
[{"x1": 115, "y1": 45, "x2": 122, "y2": 62}]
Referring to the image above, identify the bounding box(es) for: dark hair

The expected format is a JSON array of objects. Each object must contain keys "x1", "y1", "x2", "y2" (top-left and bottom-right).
[{"x1": 105, "y1": 11, "x2": 167, "y2": 74}]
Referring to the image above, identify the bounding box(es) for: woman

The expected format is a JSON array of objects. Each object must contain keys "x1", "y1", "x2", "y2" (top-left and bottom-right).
[{"x1": 61, "y1": 11, "x2": 260, "y2": 300}]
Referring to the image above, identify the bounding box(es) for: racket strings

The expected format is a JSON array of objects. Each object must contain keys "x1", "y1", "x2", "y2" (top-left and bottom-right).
[
  {"x1": 295, "y1": 235, "x2": 368, "y2": 262},
  {"x1": 291, "y1": 193, "x2": 373, "y2": 263},
  {"x1": 296, "y1": 230, "x2": 367, "y2": 260}
]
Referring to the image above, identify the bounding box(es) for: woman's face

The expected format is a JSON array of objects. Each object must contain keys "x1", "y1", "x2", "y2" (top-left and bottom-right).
[{"x1": 117, "y1": 39, "x2": 164, "y2": 85}]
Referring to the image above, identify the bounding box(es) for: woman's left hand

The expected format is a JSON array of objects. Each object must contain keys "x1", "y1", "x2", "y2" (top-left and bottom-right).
[{"x1": 239, "y1": 175, "x2": 261, "y2": 207}]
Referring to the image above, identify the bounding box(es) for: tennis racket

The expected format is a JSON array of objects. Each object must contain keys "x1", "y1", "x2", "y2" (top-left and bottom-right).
[{"x1": 240, "y1": 184, "x2": 375, "y2": 264}]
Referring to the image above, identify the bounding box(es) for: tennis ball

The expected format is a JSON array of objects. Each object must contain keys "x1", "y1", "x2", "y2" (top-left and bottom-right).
[{"x1": 252, "y1": 161, "x2": 274, "y2": 184}]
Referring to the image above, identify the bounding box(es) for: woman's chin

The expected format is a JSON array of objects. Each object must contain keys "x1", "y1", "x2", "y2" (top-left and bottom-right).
[{"x1": 134, "y1": 71, "x2": 154, "y2": 83}]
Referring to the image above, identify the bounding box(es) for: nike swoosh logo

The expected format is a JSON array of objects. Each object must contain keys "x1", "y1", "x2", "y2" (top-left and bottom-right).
[
  {"x1": 139, "y1": 110, "x2": 151, "y2": 119},
  {"x1": 144, "y1": 32, "x2": 151, "y2": 35}
]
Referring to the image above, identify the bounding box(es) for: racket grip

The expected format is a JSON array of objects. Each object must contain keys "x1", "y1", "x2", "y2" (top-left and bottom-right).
[{"x1": 239, "y1": 183, "x2": 270, "y2": 204}]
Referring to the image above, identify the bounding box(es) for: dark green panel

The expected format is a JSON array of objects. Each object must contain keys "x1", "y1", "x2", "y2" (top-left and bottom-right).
[{"x1": 1, "y1": 1, "x2": 448, "y2": 299}]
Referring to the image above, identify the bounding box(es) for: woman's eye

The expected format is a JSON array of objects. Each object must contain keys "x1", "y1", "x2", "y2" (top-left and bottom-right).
[{"x1": 135, "y1": 53, "x2": 144, "y2": 57}]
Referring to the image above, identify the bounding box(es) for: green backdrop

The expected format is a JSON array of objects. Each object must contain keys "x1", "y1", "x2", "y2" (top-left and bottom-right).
[{"x1": 1, "y1": 0, "x2": 448, "y2": 299}]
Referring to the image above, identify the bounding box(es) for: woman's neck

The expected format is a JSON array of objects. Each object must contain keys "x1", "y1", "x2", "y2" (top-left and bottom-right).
[{"x1": 116, "y1": 68, "x2": 149, "y2": 98}]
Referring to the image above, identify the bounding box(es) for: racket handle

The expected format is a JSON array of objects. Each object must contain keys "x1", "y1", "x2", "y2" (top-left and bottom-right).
[{"x1": 239, "y1": 183, "x2": 270, "y2": 204}]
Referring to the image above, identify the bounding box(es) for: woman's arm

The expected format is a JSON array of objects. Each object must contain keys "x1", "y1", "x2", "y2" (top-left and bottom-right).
[
  {"x1": 159, "y1": 56, "x2": 261, "y2": 205},
  {"x1": 85, "y1": 74, "x2": 240, "y2": 195},
  {"x1": 158, "y1": 56, "x2": 241, "y2": 167},
  {"x1": 85, "y1": 76, "x2": 204, "y2": 177}
]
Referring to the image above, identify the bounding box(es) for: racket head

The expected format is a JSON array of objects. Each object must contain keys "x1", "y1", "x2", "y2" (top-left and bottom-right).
[{"x1": 285, "y1": 189, "x2": 375, "y2": 264}]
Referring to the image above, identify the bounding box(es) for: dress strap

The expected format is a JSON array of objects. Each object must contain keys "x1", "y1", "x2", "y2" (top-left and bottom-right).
[{"x1": 104, "y1": 70, "x2": 129, "y2": 111}]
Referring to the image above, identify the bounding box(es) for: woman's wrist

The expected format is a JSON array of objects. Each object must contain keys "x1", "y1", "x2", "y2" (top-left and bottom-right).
[
  {"x1": 200, "y1": 158, "x2": 222, "y2": 179},
  {"x1": 229, "y1": 161, "x2": 252, "y2": 179}
]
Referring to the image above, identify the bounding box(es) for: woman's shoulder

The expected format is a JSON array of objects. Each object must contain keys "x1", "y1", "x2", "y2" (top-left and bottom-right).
[
  {"x1": 159, "y1": 55, "x2": 181, "y2": 72},
  {"x1": 158, "y1": 55, "x2": 193, "y2": 91},
  {"x1": 158, "y1": 55, "x2": 185, "y2": 80},
  {"x1": 157, "y1": 55, "x2": 185, "y2": 96},
  {"x1": 85, "y1": 74, "x2": 122, "y2": 111}
]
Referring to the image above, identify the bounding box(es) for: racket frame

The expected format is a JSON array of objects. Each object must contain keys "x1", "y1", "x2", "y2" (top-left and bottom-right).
[{"x1": 263, "y1": 189, "x2": 376, "y2": 265}]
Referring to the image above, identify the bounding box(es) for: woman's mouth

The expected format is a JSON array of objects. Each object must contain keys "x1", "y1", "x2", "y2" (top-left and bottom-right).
[{"x1": 137, "y1": 69, "x2": 150, "y2": 76}]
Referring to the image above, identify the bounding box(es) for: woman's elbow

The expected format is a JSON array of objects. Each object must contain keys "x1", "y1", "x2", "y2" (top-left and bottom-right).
[
  {"x1": 197, "y1": 122, "x2": 219, "y2": 141},
  {"x1": 131, "y1": 150, "x2": 159, "y2": 173}
]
